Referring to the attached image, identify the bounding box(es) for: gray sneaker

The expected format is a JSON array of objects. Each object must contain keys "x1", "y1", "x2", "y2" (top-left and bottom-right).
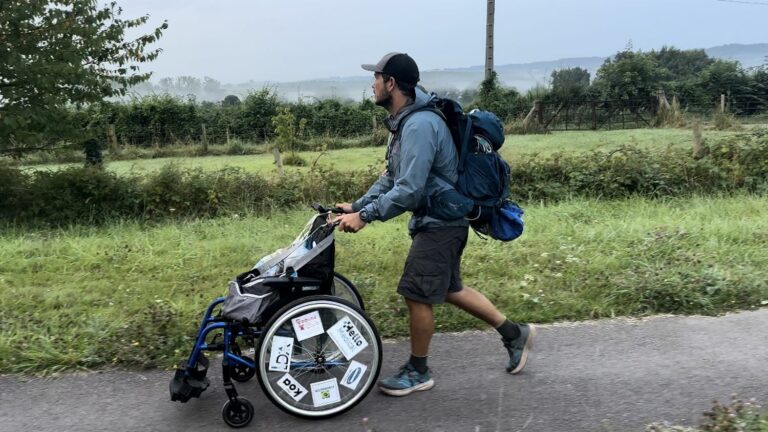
[
  {"x1": 378, "y1": 363, "x2": 434, "y2": 396},
  {"x1": 502, "y1": 324, "x2": 536, "y2": 374}
]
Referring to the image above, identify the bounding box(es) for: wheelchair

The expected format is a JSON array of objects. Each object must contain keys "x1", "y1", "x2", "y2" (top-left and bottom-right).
[{"x1": 170, "y1": 205, "x2": 382, "y2": 428}]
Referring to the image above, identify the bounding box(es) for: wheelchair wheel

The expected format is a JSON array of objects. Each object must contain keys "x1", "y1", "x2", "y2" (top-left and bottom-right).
[
  {"x1": 229, "y1": 343, "x2": 256, "y2": 383},
  {"x1": 256, "y1": 295, "x2": 382, "y2": 418},
  {"x1": 221, "y1": 397, "x2": 254, "y2": 428},
  {"x1": 332, "y1": 272, "x2": 364, "y2": 310}
]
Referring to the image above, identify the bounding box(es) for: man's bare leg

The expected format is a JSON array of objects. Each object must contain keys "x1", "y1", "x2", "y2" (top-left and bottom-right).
[
  {"x1": 447, "y1": 285, "x2": 536, "y2": 374},
  {"x1": 405, "y1": 298, "x2": 434, "y2": 357},
  {"x1": 445, "y1": 285, "x2": 506, "y2": 327}
]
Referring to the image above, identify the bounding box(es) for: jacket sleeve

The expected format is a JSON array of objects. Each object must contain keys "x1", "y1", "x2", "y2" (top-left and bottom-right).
[
  {"x1": 363, "y1": 117, "x2": 437, "y2": 221},
  {"x1": 351, "y1": 175, "x2": 394, "y2": 212}
]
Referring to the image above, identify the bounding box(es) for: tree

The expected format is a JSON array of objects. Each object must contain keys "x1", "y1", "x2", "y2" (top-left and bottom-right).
[
  {"x1": 0, "y1": 0, "x2": 167, "y2": 155},
  {"x1": 592, "y1": 50, "x2": 664, "y2": 101},
  {"x1": 550, "y1": 67, "x2": 591, "y2": 102},
  {"x1": 474, "y1": 71, "x2": 525, "y2": 120},
  {"x1": 650, "y1": 46, "x2": 714, "y2": 80},
  {"x1": 222, "y1": 95, "x2": 241, "y2": 107},
  {"x1": 700, "y1": 60, "x2": 754, "y2": 112}
]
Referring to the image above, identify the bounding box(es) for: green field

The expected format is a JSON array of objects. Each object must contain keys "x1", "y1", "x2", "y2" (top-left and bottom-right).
[
  {"x1": 1, "y1": 195, "x2": 767, "y2": 374},
  {"x1": 21, "y1": 128, "x2": 743, "y2": 176}
]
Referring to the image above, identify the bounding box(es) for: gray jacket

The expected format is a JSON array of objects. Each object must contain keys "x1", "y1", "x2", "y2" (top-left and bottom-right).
[{"x1": 352, "y1": 88, "x2": 469, "y2": 233}]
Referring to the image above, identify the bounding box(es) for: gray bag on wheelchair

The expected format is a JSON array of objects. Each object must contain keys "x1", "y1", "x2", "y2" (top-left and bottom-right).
[{"x1": 221, "y1": 272, "x2": 278, "y2": 324}]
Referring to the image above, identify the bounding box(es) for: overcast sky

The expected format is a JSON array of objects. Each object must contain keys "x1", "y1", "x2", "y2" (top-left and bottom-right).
[{"x1": 119, "y1": 0, "x2": 768, "y2": 84}]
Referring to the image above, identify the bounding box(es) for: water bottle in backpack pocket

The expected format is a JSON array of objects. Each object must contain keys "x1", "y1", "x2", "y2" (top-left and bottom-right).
[{"x1": 469, "y1": 201, "x2": 525, "y2": 242}]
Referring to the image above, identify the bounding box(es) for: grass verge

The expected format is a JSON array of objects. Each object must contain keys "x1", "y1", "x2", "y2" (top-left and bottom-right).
[{"x1": 1, "y1": 195, "x2": 767, "y2": 374}]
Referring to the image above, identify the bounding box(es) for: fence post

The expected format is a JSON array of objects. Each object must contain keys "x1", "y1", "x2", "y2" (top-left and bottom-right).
[
  {"x1": 201, "y1": 124, "x2": 209, "y2": 154},
  {"x1": 106, "y1": 124, "x2": 120, "y2": 156},
  {"x1": 564, "y1": 105, "x2": 569, "y2": 131},
  {"x1": 535, "y1": 100, "x2": 544, "y2": 126},
  {"x1": 226, "y1": 127, "x2": 231, "y2": 145},
  {"x1": 720, "y1": 94, "x2": 726, "y2": 113},
  {"x1": 692, "y1": 120, "x2": 704, "y2": 159},
  {"x1": 272, "y1": 146, "x2": 285, "y2": 176}
]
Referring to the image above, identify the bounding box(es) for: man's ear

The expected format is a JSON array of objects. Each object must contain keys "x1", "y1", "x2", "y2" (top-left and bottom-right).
[{"x1": 386, "y1": 78, "x2": 396, "y2": 92}]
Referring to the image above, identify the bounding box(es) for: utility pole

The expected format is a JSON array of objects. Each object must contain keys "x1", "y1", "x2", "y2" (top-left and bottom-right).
[{"x1": 485, "y1": 0, "x2": 495, "y2": 81}]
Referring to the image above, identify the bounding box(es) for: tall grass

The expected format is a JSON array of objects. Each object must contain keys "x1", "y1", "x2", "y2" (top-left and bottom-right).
[{"x1": 1, "y1": 195, "x2": 767, "y2": 374}]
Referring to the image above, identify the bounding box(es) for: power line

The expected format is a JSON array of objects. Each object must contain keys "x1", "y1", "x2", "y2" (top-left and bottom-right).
[{"x1": 717, "y1": 0, "x2": 768, "y2": 6}]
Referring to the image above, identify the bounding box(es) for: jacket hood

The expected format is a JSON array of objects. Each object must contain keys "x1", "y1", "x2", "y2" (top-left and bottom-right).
[{"x1": 383, "y1": 87, "x2": 435, "y2": 133}]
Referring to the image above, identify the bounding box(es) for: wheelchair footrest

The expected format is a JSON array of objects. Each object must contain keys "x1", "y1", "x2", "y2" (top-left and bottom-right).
[
  {"x1": 170, "y1": 355, "x2": 210, "y2": 402},
  {"x1": 170, "y1": 368, "x2": 210, "y2": 402}
]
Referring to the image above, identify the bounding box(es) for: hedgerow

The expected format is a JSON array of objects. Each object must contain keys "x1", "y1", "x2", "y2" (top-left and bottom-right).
[{"x1": 2, "y1": 131, "x2": 767, "y2": 227}]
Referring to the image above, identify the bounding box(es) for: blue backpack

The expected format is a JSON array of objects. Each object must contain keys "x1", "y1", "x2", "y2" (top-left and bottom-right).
[{"x1": 414, "y1": 97, "x2": 524, "y2": 241}]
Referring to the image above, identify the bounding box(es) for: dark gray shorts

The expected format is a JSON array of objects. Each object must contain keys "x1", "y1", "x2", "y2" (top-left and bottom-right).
[{"x1": 397, "y1": 227, "x2": 469, "y2": 304}]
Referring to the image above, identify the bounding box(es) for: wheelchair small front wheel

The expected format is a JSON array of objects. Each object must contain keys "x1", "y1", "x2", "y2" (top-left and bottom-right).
[
  {"x1": 221, "y1": 397, "x2": 254, "y2": 428},
  {"x1": 256, "y1": 295, "x2": 382, "y2": 419}
]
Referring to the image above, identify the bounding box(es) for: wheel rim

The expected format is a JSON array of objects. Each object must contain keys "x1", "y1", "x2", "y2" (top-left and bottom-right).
[
  {"x1": 222, "y1": 399, "x2": 252, "y2": 427},
  {"x1": 258, "y1": 299, "x2": 380, "y2": 417},
  {"x1": 331, "y1": 274, "x2": 363, "y2": 310}
]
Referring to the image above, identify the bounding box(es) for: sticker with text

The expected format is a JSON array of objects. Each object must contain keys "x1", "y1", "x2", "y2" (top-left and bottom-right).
[
  {"x1": 291, "y1": 311, "x2": 324, "y2": 341},
  {"x1": 277, "y1": 373, "x2": 308, "y2": 402},
  {"x1": 268, "y1": 335, "x2": 293, "y2": 372},
  {"x1": 327, "y1": 316, "x2": 368, "y2": 360},
  {"x1": 310, "y1": 378, "x2": 341, "y2": 407},
  {"x1": 340, "y1": 360, "x2": 368, "y2": 391}
]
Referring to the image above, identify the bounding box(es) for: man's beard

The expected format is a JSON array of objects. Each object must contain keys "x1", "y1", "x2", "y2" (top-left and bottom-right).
[{"x1": 374, "y1": 89, "x2": 392, "y2": 110}]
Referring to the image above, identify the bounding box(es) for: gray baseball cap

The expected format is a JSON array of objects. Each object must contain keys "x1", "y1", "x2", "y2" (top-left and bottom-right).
[{"x1": 361, "y1": 52, "x2": 420, "y2": 86}]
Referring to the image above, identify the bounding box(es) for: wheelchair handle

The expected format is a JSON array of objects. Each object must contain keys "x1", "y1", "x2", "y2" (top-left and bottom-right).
[{"x1": 311, "y1": 202, "x2": 345, "y2": 214}]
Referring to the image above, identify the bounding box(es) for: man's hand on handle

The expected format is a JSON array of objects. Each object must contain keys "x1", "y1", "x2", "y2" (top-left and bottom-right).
[
  {"x1": 335, "y1": 203, "x2": 354, "y2": 214},
  {"x1": 335, "y1": 212, "x2": 367, "y2": 233}
]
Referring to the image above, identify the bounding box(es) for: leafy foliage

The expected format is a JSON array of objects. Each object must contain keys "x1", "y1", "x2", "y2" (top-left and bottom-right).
[
  {"x1": 550, "y1": 67, "x2": 591, "y2": 102},
  {"x1": 3, "y1": 130, "x2": 768, "y2": 226},
  {"x1": 593, "y1": 50, "x2": 664, "y2": 101},
  {"x1": 0, "y1": 0, "x2": 167, "y2": 155},
  {"x1": 472, "y1": 71, "x2": 528, "y2": 120}
]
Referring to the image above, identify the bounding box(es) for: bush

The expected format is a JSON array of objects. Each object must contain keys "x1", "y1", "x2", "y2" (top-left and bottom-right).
[
  {"x1": 505, "y1": 115, "x2": 549, "y2": 135},
  {"x1": 509, "y1": 130, "x2": 768, "y2": 202},
  {"x1": 24, "y1": 167, "x2": 141, "y2": 224},
  {"x1": 368, "y1": 127, "x2": 390, "y2": 147},
  {"x1": 2, "y1": 131, "x2": 767, "y2": 227},
  {"x1": 646, "y1": 396, "x2": 768, "y2": 432},
  {"x1": 282, "y1": 153, "x2": 307, "y2": 166},
  {"x1": 0, "y1": 164, "x2": 31, "y2": 221},
  {"x1": 712, "y1": 111, "x2": 743, "y2": 131}
]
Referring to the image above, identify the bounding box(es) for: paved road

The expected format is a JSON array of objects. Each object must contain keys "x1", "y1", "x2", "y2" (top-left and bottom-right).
[{"x1": 1, "y1": 309, "x2": 767, "y2": 432}]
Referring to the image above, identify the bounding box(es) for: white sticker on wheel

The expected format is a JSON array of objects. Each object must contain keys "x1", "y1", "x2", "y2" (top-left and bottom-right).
[
  {"x1": 268, "y1": 336, "x2": 293, "y2": 372},
  {"x1": 310, "y1": 378, "x2": 341, "y2": 407},
  {"x1": 327, "y1": 315, "x2": 369, "y2": 360},
  {"x1": 340, "y1": 360, "x2": 368, "y2": 391},
  {"x1": 291, "y1": 311, "x2": 324, "y2": 341},
  {"x1": 277, "y1": 373, "x2": 308, "y2": 402}
]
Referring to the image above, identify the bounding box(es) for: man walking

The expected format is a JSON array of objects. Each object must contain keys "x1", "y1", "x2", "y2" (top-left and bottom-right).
[{"x1": 335, "y1": 52, "x2": 535, "y2": 397}]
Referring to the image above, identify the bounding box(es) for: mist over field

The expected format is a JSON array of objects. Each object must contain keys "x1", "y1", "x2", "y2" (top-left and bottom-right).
[{"x1": 125, "y1": 43, "x2": 768, "y2": 103}]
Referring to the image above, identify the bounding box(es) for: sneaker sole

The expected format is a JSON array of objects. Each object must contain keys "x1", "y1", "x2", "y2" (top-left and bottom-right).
[
  {"x1": 379, "y1": 379, "x2": 435, "y2": 397},
  {"x1": 508, "y1": 324, "x2": 536, "y2": 375}
]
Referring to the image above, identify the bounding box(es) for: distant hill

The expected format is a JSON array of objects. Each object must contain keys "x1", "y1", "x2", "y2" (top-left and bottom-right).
[
  {"x1": 704, "y1": 43, "x2": 768, "y2": 69},
  {"x1": 136, "y1": 43, "x2": 768, "y2": 102}
]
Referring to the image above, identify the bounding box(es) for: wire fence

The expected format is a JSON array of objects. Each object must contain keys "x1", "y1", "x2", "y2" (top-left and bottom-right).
[{"x1": 533, "y1": 94, "x2": 768, "y2": 131}]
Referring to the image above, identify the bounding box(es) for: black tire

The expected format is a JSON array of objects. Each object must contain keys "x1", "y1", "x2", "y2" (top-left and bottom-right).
[
  {"x1": 230, "y1": 356, "x2": 256, "y2": 383},
  {"x1": 221, "y1": 397, "x2": 254, "y2": 428},
  {"x1": 229, "y1": 343, "x2": 256, "y2": 383},
  {"x1": 255, "y1": 295, "x2": 382, "y2": 419},
  {"x1": 332, "y1": 272, "x2": 365, "y2": 310}
]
